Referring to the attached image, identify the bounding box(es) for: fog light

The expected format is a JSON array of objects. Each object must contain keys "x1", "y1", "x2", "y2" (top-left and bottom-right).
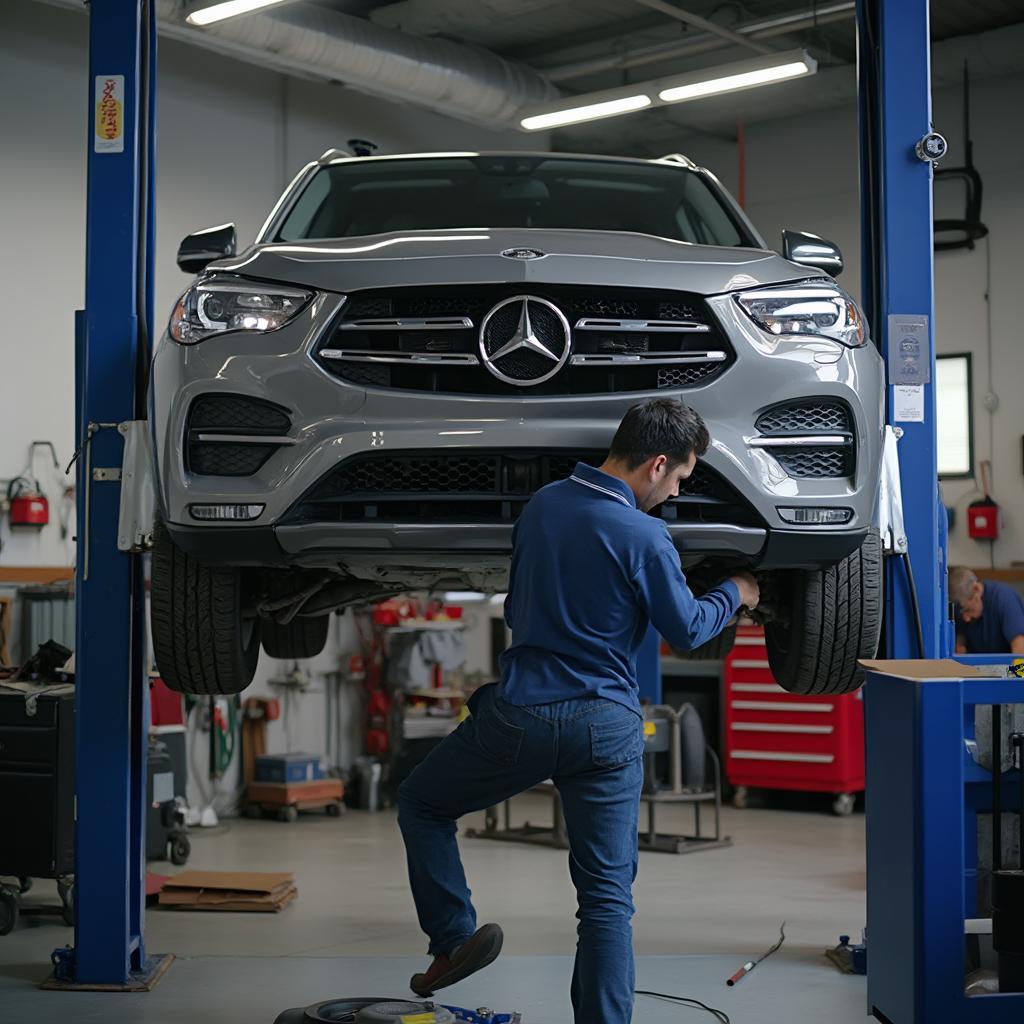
[
  {"x1": 778, "y1": 506, "x2": 852, "y2": 525},
  {"x1": 189, "y1": 503, "x2": 265, "y2": 521}
]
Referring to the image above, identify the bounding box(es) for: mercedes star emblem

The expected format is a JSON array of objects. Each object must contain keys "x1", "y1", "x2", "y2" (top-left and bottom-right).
[
  {"x1": 478, "y1": 296, "x2": 571, "y2": 387},
  {"x1": 500, "y1": 247, "x2": 546, "y2": 260}
]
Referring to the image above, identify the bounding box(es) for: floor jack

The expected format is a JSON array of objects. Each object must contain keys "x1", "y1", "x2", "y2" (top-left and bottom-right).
[{"x1": 275, "y1": 998, "x2": 521, "y2": 1024}]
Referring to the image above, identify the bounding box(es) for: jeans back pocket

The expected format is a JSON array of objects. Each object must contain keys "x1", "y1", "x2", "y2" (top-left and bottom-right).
[
  {"x1": 590, "y1": 713, "x2": 644, "y2": 769},
  {"x1": 470, "y1": 685, "x2": 525, "y2": 767}
]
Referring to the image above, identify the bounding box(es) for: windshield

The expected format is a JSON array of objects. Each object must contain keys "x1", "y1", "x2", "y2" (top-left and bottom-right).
[{"x1": 273, "y1": 155, "x2": 753, "y2": 247}]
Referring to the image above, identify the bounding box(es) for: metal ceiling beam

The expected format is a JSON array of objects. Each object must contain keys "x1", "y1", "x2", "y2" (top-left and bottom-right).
[
  {"x1": 546, "y1": 2, "x2": 855, "y2": 82},
  {"x1": 627, "y1": 0, "x2": 773, "y2": 55}
]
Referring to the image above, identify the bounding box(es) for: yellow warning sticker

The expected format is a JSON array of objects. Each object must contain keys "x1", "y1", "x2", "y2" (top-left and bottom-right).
[
  {"x1": 643, "y1": 721, "x2": 657, "y2": 736},
  {"x1": 402, "y1": 1015, "x2": 438, "y2": 1024}
]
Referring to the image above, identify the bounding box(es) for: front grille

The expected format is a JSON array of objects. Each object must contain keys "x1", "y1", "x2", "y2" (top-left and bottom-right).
[
  {"x1": 188, "y1": 394, "x2": 291, "y2": 433},
  {"x1": 186, "y1": 393, "x2": 292, "y2": 477},
  {"x1": 283, "y1": 450, "x2": 759, "y2": 527},
  {"x1": 755, "y1": 400, "x2": 850, "y2": 435},
  {"x1": 189, "y1": 443, "x2": 278, "y2": 477},
  {"x1": 774, "y1": 449, "x2": 850, "y2": 478},
  {"x1": 316, "y1": 284, "x2": 732, "y2": 396},
  {"x1": 754, "y1": 398, "x2": 854, "y2": 479}
]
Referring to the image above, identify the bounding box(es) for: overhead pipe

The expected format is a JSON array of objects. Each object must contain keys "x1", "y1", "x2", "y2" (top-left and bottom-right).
[{"x1": 36, "y1": 0, "x2": 556, "y2": 126}]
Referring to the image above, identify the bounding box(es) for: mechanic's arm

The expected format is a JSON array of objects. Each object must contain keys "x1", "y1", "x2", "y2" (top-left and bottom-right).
[
  {"x1": 1012, "y1": 635, "x2": 1024, "y2": 656},
  {"x1": 955, "y1": 637, "x2": 969, "y2": 655},
  {"x1": 633, "y1": 547, "x2": 751, "y2": 653}
]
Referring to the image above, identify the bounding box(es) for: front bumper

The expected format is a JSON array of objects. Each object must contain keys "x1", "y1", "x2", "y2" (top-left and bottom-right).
[{"x1": 151, "y1": 287, "x2": 884, "y2": 578}]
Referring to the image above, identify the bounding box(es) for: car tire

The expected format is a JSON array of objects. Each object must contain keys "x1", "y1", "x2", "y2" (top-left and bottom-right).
[
  {"x1": 151, "y1": 520, "x2": 261, "y2": 695},
  {"x1": 765, "y1": 529, "x2": 882, "y2": 696},
  {"x1": 261, "y1": 615, "x2": 330, "y2": 660},
  {"x1": 669, "y1": 624, "x2": 737, "y2": 661}
]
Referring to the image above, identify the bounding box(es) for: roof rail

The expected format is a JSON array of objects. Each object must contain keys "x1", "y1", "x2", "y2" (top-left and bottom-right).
[
  {"x1": 658, "y1": 153, "x2": 697, "y2": 168},
  {"x1": 318, "y1": 148, "x2": 349, "y2": 164}
]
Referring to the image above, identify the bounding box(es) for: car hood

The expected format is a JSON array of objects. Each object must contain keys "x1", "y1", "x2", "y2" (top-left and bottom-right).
[{"x1": 214, "y1": 228, "x2": 823, "y2": 296}]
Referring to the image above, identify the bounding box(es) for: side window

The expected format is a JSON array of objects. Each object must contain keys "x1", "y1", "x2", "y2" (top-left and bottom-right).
[
  {"x1": 936, "y1": 353, "x2": 973, "y2": 477},
  {"x1": 277, "y1": 171, "x2": 331, "y2": 241}
]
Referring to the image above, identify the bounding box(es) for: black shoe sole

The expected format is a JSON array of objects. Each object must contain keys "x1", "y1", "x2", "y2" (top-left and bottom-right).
[{"x1": 410, "y1": 923, "x2": 504, "y2": 996}]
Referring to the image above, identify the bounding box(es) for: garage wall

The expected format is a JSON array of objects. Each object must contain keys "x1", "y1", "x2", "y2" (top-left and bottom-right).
[
  {"x1": 675, "y1": 70, "x2": 1024, "y2": 570},
  {"x1": 0, "y1": 0, "x2": 542, "y2": 570}
]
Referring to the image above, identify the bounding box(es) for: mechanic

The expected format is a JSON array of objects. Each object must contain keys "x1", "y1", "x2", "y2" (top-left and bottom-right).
[
  {"x1": 397, "y1": 398, "x2": 759, "y2": 1023},
  {"x1": 950, "y1": 566, "x2": 1024, "y2": 655}
]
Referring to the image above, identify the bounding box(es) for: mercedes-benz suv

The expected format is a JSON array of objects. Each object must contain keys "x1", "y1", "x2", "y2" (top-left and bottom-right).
[{"x1": 149, "y1": 151, "x2": 883, "y2": 697}]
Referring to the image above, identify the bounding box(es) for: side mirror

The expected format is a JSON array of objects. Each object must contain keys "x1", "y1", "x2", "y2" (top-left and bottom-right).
[
  {"x1": 177, "y1": 223, "x2": 237, "y2": 274},
  {"x1": 782, "y1": 229, "x2": 844, "y2": 277}
]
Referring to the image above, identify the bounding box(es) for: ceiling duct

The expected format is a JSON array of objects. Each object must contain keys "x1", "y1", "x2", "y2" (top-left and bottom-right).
[{"x1": 39, "y1": 0, "x2": 557, "y2": 127}]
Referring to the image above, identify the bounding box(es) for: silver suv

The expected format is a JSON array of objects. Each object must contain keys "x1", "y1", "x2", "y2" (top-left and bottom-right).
[{"x1": 149, "y1": 151, "x2": 883, "y2": 697}]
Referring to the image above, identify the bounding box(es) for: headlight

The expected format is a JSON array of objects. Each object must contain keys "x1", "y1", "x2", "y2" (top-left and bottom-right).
[
  {"x1": 169, "y1": 275, "x2": 313, "y2": 345},
  {"x1": 735, "y1": 282, "x2": 866, "y2": 348}
]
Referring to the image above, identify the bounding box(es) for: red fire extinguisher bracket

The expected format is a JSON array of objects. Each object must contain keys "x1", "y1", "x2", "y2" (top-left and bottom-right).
[
  {"x1": 967, "y1": 497, "x2": 999, "y2": 540},
  {"x1": 7, "y1": 478, "x2": 50, "y2": 529}
]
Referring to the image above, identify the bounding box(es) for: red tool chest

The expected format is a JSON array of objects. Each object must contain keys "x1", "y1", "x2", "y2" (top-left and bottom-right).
[{"x1": 723, "y1": 627, "x2": 864, "y2": 805}]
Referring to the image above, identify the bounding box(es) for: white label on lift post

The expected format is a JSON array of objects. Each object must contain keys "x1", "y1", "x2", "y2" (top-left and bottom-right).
[
  {"x1": 893, "y1": 385, "x2": 925, "y2": 422},
  {"x1": 94, "y1": 75, "x2": 124, "y2": 153}
]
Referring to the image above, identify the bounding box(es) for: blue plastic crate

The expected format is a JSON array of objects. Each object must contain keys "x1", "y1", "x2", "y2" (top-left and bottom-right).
[{"x1": 255, "y1": 753, "x2": 324, "y2": 784}]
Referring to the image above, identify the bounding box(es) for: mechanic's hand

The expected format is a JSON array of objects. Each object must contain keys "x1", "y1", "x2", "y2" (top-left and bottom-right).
[{"x1": 728, "y1": 571, "x2": 760, "y2": 610}]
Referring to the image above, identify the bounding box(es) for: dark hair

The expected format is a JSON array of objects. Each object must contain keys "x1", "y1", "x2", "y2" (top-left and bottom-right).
[{"x1": 607, "y1": 398, "x2": 710, "y2": 470}]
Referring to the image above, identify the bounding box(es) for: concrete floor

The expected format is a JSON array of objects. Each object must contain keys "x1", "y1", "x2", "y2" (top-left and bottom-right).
[{"x1": 0, "y1": 794, "x2": 868, "y2": 1022}]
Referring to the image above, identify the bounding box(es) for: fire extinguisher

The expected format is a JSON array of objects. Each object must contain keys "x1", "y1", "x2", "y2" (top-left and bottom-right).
[
  {"x1": 6, "y1": 442, "x2": 61, "y2": 531},
  {"x1": 967, "y1": 460, "x2": 1000, "y2": 541},
  {"x1": 7, "y1": 478, "x2": 49, "y2": 529}
]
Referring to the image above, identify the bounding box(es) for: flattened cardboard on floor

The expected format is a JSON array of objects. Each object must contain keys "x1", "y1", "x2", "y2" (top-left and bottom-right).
[
  {"x1": 859, "y1": 658, "x2": 988, "y2": 680},
  {"x1": 159, "y1": 870, "x2": 297, "y2": 912}
]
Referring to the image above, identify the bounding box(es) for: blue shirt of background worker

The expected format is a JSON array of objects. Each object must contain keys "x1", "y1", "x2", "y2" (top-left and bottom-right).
[{"x1": 951, "y1": 567, "x2": 1024, "y2": 655}]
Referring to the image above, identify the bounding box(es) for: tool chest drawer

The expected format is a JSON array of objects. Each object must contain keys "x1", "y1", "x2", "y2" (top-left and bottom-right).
[{"x1": 723, "y1": 627, "x2": 864, "y2": 795}]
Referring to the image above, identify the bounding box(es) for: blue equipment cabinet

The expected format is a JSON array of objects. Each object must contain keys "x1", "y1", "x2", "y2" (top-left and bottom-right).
[{"x1": 865, "y1": 662, "x2": 1024, "y2": 1023}]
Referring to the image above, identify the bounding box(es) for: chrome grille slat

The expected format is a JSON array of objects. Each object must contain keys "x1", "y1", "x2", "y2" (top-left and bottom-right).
[
  {"x1": 319, "y1": 349, "x2": 479, "y2": 365},
  {"x1": 574, "y1": 317, "x2": 710, "y2": 333},
  {"x1": 571, "y1": 352, "x2": 726, "y2": 366},
  {"x1": 339, "y1": 316, "x2": 474, "y2": 330}
]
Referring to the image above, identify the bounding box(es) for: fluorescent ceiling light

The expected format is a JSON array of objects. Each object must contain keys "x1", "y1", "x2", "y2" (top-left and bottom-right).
[
  {"x1": 520, "y1": 94, "x2": 651, "y2": 131},
  {"x1": 659, "y1": 60, "x2": 813, "y2": 104},
  {"x1": 517, "y1": 50, "x2": 816, "y2": 132},
  {"x1": 187, "y1": 0, "x2": 293, "y2": 26}
]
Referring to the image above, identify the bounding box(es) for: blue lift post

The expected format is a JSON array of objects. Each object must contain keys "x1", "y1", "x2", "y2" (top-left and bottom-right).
[
  {"x1": 59, "y1": 0, "x2": 164, "y2": 988},
  {"x1": 857, "y1": 0, "x2": 948, "y2": 661}
]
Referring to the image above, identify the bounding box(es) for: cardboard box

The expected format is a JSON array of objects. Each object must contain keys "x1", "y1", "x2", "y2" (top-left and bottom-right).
[
  {"x1": 158, "y1": 870, "x2": 297, "y2": 912},
  {"x1": 858, "y1": 658, "x2": 988, "y2": 680},
  {"x1": 255, "y1": 753, "x2": 324, "y2": 783}
]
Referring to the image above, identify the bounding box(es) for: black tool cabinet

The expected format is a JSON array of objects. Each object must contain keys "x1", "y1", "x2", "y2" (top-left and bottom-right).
[{"x1": 0, "y1": 688, "x2": 75, "y2": 933}]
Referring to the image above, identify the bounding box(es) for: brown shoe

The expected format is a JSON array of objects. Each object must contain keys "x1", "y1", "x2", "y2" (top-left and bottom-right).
[{"x1": 410, "y1": 923, "x2": 504, "y2": 997}]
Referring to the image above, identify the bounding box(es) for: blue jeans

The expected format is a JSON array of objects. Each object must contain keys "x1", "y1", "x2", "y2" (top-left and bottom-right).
[{"x1": 397, "y1": 683, "x2": 644, "y2": 1024}]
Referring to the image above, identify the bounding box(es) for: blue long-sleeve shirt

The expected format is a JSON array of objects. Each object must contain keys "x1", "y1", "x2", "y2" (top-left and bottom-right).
[{"x1": 499, "y1": 461, "x2": 741, "y2": 715}]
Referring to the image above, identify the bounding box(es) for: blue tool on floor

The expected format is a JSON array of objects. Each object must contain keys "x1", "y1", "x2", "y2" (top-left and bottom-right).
[{"x1": 273, "y1": 998, "x2": 521, "y2": 1024}]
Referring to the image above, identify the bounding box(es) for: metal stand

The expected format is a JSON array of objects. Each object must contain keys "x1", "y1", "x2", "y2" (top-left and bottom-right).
[{"x1": 466, "y1": 746, "x2": 731, "y2": 856}]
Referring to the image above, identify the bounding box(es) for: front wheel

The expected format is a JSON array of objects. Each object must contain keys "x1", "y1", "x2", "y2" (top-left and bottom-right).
[
  {"x1": 765, "y1": 530, "x2": 882, "y2": 696},
  {"x1": 151, "y1": 521, "x2": 261, "y2": 695}
]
